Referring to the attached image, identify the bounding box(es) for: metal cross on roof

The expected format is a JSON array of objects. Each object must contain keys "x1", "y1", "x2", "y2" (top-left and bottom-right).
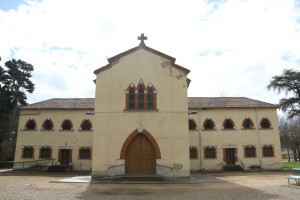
[{"x1": 138, "y1": 33, "x2": 147, "y2": 46}]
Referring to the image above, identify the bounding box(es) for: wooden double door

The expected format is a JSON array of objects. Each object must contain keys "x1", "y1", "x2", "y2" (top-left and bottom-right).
[{"x1": 125, "y1": 133, "x2": 156, "y2": 174}]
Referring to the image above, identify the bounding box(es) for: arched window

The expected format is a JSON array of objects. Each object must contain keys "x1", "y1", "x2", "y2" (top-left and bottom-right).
[
  {"x1": 25, "y1": 119, "x2": 36, "y2": 130},
  {"x1": 242, "y1": 118, "x2": 254, "y2": 129},
  {"x1": 189, "y1": 119, "x2": 197, "y2": 130},
  {"x1": 62, "y1": 119, "x2": 72, "y2": 130},
  {"x1": 261, "y1": 118, "x2": 271, "y2": 129},
  {"x1": 223, "y1": 119, "x2": 234, "y2": 129},
  {"x1": 203, "y1": 119, "x2": 215, "y2": 130},
  {"x1": 147, "y1": 87, "x2": 154, "y2": 110},
  {"x1": 129, "y1": 88, "x2": 135, "y2": 110},
  {"x1": 125, "y1": 81, "x2": 157, "y2": 111},
  {"x1": 138, "y1": 85, "x2": 144, "y2": 109},
  {"x1": 43, "y1": 119, "x2": 53, "y2": 130},
  {"x1": 81, "y1": 119, "x2": 92, "y2": 131}
]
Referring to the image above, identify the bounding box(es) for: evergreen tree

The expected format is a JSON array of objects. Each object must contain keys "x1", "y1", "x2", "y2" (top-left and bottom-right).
[
  {"x1": 267, "y1": 69, "x2": 300, "y2": 118},
  {"x1": 0, "y1": 59, "x2": 35, "y2": 161}
]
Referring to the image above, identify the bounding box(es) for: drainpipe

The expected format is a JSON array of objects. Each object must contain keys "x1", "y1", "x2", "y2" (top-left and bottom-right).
[
  {"x1": 198, "y1": 109, "x2": 203, "y2": 171},
  {"x1": 255, "y1": 108, "x2": 262, "y2": 167},
  {"x1": 189, "y1": 111, "x2": 202, "y2": 171}
]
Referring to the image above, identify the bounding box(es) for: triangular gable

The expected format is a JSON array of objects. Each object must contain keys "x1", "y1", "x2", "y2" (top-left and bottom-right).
[{"x1": 94, "y1": 45, "x2": 190, "y2": 75}]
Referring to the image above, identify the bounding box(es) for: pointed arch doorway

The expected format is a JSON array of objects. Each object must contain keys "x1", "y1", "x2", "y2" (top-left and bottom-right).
[{"x1": 121, "y1": 129, "x2": 161, "y2": 175}]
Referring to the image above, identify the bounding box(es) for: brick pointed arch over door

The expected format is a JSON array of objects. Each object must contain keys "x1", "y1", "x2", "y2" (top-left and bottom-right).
[{"x1": 120, "y1": 129, "x2": 161, "y2": 159}]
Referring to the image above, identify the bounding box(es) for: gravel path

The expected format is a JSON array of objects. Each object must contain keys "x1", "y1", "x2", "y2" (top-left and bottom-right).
[{"x1": 0, "y1": 172, "x2": 299, "y2": 200}]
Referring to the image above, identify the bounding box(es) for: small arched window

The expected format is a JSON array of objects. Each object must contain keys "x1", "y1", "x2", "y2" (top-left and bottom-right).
[
  {"x1": 204, "y1": 119, "x2": 214, "y2": 130},
  {"x1": 224, "y1": 119, "x2": 234, "y2": 129},
  {"x1": 243, "y1": 118, "x2": 254, "y2": 129},
  {"x1": 26, "y1": 119, "x2": 36, "y2": 130},
  {"x1": 147, "y1": 87, "x2": 154, "y2": 110},
  {"x1": 43, "y1": 119, "x2": 53, "y2": 130},
  {"x1": 81, "y1": 120, "x2": 92, "y2": 131},
  {"x1": 62, "y1": 120, "x2": 72, "y2": 130},
  {"x1": 189, "y1": 119, "x2": 197, "y2": 130},
  {"x1": 261, "y1": 118, "x2": 271, "y2": 129},
  {"x1": 138, "y1": 85, "x2": 144, "y2": 110}
]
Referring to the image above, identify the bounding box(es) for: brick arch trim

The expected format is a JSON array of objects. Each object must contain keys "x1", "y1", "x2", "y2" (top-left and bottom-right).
[
  {"x1": 25, "y1": 119, "x2": 37, "y2": 129},
  {"x1": 222, "y1": 118, "x2": 235, "y2": 127},
  {"x1": 126, "y1": 84, "x2": 137, "y2": 91},
  {"x1": 42, "y1": 119, "x2": 54, "y2": 128},
  {"x1": 120, "y1": 129, "x2": 161, "y2": 159},
  {"x1": 189, "y1": 118, "x2": 197, "y2": 128},
  {"x1": 242, "y1": 118, "x2": 255, "y2": 127},
  {"x1": 260, "y1": 117, "x2": 272, "y2": 127},
  {"x1": 61, "y1": 119, "x2": 73, "y2": 128},
  {"x1": 202, "y1": 118, "x2": 216, "y2": 128},
  {"x1": 80, "y1": 119, "x2": 93, "y2": 128}
]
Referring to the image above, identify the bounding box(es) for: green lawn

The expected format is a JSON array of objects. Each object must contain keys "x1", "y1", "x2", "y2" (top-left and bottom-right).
[{"x1": 282, "y1": 161, "x2": 300, "y2": 168}]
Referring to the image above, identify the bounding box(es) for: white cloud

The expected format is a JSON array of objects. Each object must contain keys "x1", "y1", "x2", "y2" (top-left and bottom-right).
[{"x1": 0, "y1": 0, "x2": 299, "y2": 110}]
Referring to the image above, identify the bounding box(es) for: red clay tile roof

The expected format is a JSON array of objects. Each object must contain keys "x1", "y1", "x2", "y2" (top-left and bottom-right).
[
  {"x1": 94, "y1": 45, "x2": 190, "y2": 75},
  {"x1": 20, "y1": 98, "x2": 95, "y2": 110},
  {"x1": 188, "y1": 97, "x2": 277, "y2": 109},
  {"x1": 20, "y1": 97, "x2": 277, "y2": 110}
]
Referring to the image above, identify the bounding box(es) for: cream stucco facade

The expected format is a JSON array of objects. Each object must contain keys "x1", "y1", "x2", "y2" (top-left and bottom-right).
[{"x1": 14, "y1": 41, "x2": 282, "y2": 178}]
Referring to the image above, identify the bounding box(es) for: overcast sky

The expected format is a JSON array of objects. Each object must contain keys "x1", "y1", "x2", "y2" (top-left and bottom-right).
[{"x1": 0, "y1": 0, "x2": 299, "y2": 109}]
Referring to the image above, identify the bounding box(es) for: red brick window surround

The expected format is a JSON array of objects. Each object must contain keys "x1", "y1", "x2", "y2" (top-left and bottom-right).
[
  {"x1": 80, "y1": 119, "x2": 93, "y2": 131},
  {"x1": 79, "y1": 147, "x2": 92, "y2": 160},
  {"x1": 204, "y1": 146, "x2": 217, "y2": 159},
  {"x1": 25, "y1": 119, "x2": 37, "y2": 130},
  {"x1": 223, "y1": 118, "x2": 235, "y2": 130},
  {"x1": 203, "y1": 119, "x2": 215, "y2": 130},
  {"x1": 125, "y1": 80, "x2": 157, "y2": 111},
  {"x1": 61, "y1": 119, "x2": 73, "y2": 131},
  {"x1": 242, "y1": 118, "x2": 255, "y2": 129},
  {"x1": 244, "y1": 145, "x2": 256, "y2": 158},
  {"x1": 22, "y1": 146, "x2": 34, "y2": 158},
  {"x1": 42, "y1": 119, "x2": 54, "y2": 130},
  {"x1": 189, "y1": 119, "x2": 197, "y2": 130},
  {"x1": 260, "y1": 118, "x2": 272, "y2": 129},
  {"x1": 39, "y1": 146, "x2": 52, "y2": 159},
  {"x1": 262, "y1": 145, "x2": 274, "y2": 157},
  {"x1": 189, "y1": 146, "x2": 198, "y2": 159}
]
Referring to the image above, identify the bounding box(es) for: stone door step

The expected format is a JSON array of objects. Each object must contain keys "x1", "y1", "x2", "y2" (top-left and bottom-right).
[{"x1": 94, "y1": 175, "x2": 165, "y2": 181}]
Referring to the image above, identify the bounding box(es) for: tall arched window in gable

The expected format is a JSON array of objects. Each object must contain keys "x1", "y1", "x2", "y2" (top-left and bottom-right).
[
  {"x1": 42, "y1": 119, "x2": 53, "y2": 130},
  {"x1": 129, "y1": 88, "x2": 135, "y2": 110},
  {"x1": 25, "y1": 119, "x2": 36, "y2": 130},
  {"x1": 138, "y1": 85, "x2": 145, "y2": 110},
  {"x1": 62, "y1": 119, "x2": 72, "y2": 130},
  {"x1": 147, "y1": 87, "x2": 154, "y2": 110},
  {"x1": 125, "y1": 81, "x2": 157, "y2": 110}
]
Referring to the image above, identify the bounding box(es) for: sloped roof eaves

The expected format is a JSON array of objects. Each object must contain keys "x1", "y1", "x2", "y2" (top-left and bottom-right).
[
  {"x1": 20, "y1": 98, "x2": 95, "y2": 110},
  {"x1": 94, "y1": 45, "x2": 190, "y2": 75},
  {"x1": 188, "y1": 97, "x2": 277, "y2": 109}
]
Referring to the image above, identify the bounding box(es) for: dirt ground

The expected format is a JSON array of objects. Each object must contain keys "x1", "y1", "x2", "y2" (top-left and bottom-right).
[{"x1": 0, "y1": 172, "x2": 299, "y2": 200}]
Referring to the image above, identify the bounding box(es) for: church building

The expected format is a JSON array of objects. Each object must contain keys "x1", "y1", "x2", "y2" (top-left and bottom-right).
[{"x1": 14, "y1": 34, "x2": 282, "y2": 178}]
